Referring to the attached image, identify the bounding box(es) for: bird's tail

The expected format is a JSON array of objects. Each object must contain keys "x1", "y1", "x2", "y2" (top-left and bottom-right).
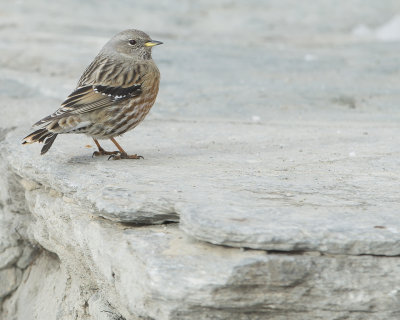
[{"x1": 22, "y1": 128, "x2": 58, "y2": 155}]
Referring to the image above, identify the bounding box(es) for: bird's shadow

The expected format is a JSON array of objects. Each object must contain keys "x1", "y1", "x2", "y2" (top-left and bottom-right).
[{"x1": 66, "y1": 154, "x2": 99, "y2": 164}]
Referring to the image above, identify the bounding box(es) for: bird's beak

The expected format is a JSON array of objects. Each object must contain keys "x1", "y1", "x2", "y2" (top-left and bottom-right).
[{"x1": 144, "y1": 40, "x2": 163, "y2": 47}]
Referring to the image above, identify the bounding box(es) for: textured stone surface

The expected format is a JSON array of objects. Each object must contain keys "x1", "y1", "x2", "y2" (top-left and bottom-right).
[
  {"x1": 88, "y1": 293, "x2": 132, "y2": 320},
  {"x1": 0, "y1": 268, "x2": 22, "y2": 298},
  {"x1": 4, "y1": 120, "x2": 400, "y2": 255},
  {"x1": 3, "y1": 252, "x2": 68, "y2": 320},
  {"x1": 1, "y1": 0, "x2": 400, "y2": 319},
  {"x1": 16, "y1": 246, "x2": 39, "y2": 270},
  {"x1": 0, "y1": 247, "x2": 22, "y2": 270},
  {"x1": 3, "y1": 185, "x2": 400, "y2": 320}
]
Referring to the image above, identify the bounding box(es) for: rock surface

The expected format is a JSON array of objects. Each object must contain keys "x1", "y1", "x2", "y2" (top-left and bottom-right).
[
  {"x1": 3, "y1": 184, "x2": 400, "y2": 320},
  {"x1": 4, "y1": 120, "x2": 400, "y2": 257},
  {"x1": 1, "y1": 0, "x2": 400, "y2": 319},
  {"x1": 0, "y1": 268, "x2": 22, "y2": 298},
  {"x1": 0, "y1": 247, "x2": 22, "y2": 270}
]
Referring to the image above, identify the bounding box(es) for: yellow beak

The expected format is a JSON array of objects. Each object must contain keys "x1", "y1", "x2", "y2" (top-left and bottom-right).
[{"x1": 145, "y1": 40, "x2": 163, "y2": 47}]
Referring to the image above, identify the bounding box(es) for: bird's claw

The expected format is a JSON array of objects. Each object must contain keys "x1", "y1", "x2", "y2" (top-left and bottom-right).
[
  {"x1": 108, "y1": 152, "x2": 144, "y2": 160},
  {"x1": 93, "y1": 150, "x2": 120, "y2": 158},
  {"x1": 108, "y1": 154, "x2": 116, "y2": 160}
]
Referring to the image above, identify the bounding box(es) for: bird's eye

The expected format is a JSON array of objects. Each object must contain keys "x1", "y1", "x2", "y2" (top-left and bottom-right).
[{"x1": 128, "y1": 39, "x2": 136, "y2": 45}]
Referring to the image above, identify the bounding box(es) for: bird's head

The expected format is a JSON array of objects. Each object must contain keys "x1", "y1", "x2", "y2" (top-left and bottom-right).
[{"x1": 103, "y1": 29, "x2": 162, "y2": 61}]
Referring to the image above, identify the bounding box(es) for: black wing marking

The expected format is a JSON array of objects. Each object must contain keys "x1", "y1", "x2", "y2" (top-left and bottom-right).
[{"x1": 93, "y1": 84, "x2": 142, "y2": 101}]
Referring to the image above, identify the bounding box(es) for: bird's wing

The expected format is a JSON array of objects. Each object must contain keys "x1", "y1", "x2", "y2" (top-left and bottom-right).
[{"x1": 33, "y1": 83, "x2": 142, "y2": 126}]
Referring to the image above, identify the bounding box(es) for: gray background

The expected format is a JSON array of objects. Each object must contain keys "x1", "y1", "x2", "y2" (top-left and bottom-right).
[{"x1": 2, "y1": 0, "x2": 400, "y2": 124}]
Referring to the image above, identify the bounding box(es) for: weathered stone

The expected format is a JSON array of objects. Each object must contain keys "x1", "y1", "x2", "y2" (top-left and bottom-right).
[
  {"x1": 3, "y1": 120, "x2": 400, "y2": 256},
  {"x1": 2, "y1": 252, "x2": 71, "y2": 320},
  {"x1": 0, "y1": 247, "x2": 22, "y2": 270},
  {"x1": 1, "y1": 187, "x2": 400, "y2": 319},
  {"x1": 88, "y1": 293, "x2": 134, "y2": 320},
  {"x1": 0, "y1": 268, "x2": 22, "y2": 298},
  {"x1": 16, "y1": 246, "x2": 39, "y2": 269}
]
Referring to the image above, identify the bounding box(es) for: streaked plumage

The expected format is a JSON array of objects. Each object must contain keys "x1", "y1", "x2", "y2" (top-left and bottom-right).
[{"x1": 23, "y1": 29, "x2": 162, "y2": 159}]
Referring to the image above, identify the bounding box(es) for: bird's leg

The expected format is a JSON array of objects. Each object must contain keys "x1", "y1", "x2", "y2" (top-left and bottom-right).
[
  {"x1": 92, "y1": 138, "x2": 120, "y2": 157},
  {"x1": 107, "y1": 137, "x2": 143, "y2": 160}
]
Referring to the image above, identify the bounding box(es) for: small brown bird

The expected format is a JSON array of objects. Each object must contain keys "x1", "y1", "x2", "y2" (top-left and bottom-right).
[{"x1": 22, "y1": 29, "x2": 162, "y2": 160}]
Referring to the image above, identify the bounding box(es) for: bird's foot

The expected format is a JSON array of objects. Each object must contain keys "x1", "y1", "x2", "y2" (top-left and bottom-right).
[
  {"x1": 108, "y1": 152, "x2": 144, "y2": 160},
  {"x1": 92, "y1": 148, "x2": 120, "y2": 158}
]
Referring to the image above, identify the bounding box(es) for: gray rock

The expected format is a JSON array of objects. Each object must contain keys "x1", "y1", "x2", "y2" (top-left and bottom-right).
[
  {"x1": 16, "y1": 246, "x2": 39, "y2": 269},
  {"x1": 0, "y1": 247, "x2": 22, "y2": 270},
  {"x1": 0, "y1": 268, "x2": 22, "y2": 298},
  {"x1": 88, "y1": 293, "x2": 135, "y2": 320},
  {"x1": 179, "y1": 200, "x2": 400, "y2": 255},
  {"x1": 4, "y1": 119, "x2": 400, "y2": 256},
  {"x1": 2, "y1": 252, "x2": 72, "y2": 320},
  {"x1": 1, "y1": 187, "x2": 400, "y2": 319}
]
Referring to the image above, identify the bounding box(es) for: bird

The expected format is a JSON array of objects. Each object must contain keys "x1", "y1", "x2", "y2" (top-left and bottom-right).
[{"x1": 22, "y1": 29, "x2": 162, "y2": 160}]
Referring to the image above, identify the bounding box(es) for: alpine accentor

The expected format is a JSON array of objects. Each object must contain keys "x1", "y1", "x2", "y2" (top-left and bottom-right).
[{"x1": 23, "y1": 29, "x2": 162, "y2": 160}]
